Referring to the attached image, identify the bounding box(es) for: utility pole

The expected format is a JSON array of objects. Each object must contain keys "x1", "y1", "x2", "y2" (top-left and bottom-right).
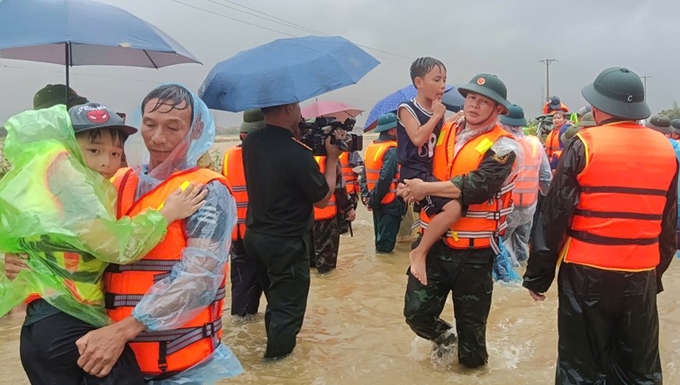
[
  {"x1": 640, "y1": 75, "x2": 651, "y2": 94},
  {"x1": 539, "y1": 58, "x2": 558, "y2": 102}
]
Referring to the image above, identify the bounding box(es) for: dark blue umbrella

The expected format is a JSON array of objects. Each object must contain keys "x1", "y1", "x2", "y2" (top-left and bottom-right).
[
  {"x1": 363, "y1": 85, "x2": 464, "y2": 131},
  {"x1": 0, "y1": 0, "x2": 200, "y2": 88},
  {"x1": 199, "y1": 35, "x2": 380, "y2": 112}
]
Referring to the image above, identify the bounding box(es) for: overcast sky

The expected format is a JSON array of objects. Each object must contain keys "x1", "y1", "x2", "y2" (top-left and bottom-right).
[{"x1": 0, "y1": 0, "x2": 677, "y2": 128}]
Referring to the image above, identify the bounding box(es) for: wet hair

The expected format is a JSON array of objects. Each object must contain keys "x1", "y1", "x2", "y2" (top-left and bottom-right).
[
  {"x1": 141, "y1": 84, "x2": 194, "y2": 122},
  {"x1": 410, "y1": 57, "x2": 446, "y2": 84},
  {"x1": 553, "y1": 111, "x2": 566, "y2": 118},
  {"x1": 75, "y1": 127, "x2": 127, "y2": 146}
]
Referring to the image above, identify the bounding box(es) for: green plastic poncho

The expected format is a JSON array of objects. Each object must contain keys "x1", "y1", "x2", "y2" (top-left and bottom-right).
[{"x1": 0, "y1": 105, "x2": 168, "y2": 327}]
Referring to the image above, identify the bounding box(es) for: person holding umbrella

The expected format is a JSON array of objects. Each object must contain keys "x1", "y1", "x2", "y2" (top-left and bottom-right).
[
  {"x1": 524, "y1": 67, "x2": 678, "y2": 383},
  {"x1": 222, "y1": 109, "x2": 266, "y2": 319},
  {"x1": 360, "y1": 112, "x2": 405, "y2": 253}
]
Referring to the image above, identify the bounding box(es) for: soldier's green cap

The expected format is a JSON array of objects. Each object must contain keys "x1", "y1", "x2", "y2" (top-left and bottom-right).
[
  {"x1": 33, "y1": 84, "x2": 89, "y2": 110},
  {"x1": 646, "y1": 115, "x2": 671, "y2": 134},
  {"x1": 457, "y1": 73, "x2": 511, "y2": 114},
  {"x1": 581, "y1": 67, "x2": 650, "y2": 120},
  {"x1": 374, "y1": 112, "x2": 397, "y2": 133},
  {"x1": 240, "y1": 109, "x2": 265, "y2": 134}
]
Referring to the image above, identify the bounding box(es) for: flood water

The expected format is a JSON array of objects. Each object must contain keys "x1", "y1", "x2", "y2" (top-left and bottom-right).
[{"x1": 2, "y1": 136, "x2": 680, "y2": 384}]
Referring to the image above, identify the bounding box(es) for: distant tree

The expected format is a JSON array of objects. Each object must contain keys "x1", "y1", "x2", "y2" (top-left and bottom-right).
[
  {"x1": 0, "y1": 126, "x2": 6, "y2": 137},
  {"x1": 658, "y1": 101, "x2": 680, "y2": 120}
]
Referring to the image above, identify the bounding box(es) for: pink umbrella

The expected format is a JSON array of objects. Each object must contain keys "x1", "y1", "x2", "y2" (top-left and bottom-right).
[{"x1": 301, "y1": 100, "x2": 363, "y2": 121}]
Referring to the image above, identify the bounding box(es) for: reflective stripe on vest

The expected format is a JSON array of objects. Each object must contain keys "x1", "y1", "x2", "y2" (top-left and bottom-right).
[
  {"x1": 545, "y1": 130, "x2": 561, "y2": 157},
  {"x1": 222, "y1": 146, "x2": 247, "y2": 241},
  {"x1": 561, "y1": 122, "x2": 676, "y2": 272},
  {"x1": 339, "y1": 152, "x2": 359, "y2": 195},
  {"x1": 364, "y1": 140, "x2": 399, "y2": 204},
  {"x1": 313, "y1": 156, "x2": 338, "y2": 220},
  {"x1": 107, "y1": 167, "x2": 229, "y2": 375},
  {"x1": 512, "y1": 137, "x2": 542, "y2": 208},
  {"x1": 421, "y1": 123, "x2": 515, "y2": 253}
]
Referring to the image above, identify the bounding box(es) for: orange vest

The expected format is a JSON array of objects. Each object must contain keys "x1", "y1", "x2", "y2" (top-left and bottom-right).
[
  {"x1": 560, "y1": 122, "x2": 676, "y2": 272},
  {"x1": 545, "y1": 129, "x2": 561, "y2": 162},
  {"x1": 313, "y1": 156, "x2": 337, "y2": 220},
  {"x1": 106, "y1": 167, "x2": 229, "y2": 375},
  {"x1": 512, "y1": 136, "x2": 542, "y2": 208},
  {"x1": 339, "y1": 152, "x2": 359, "y2": 196},
  {"x1": 542, "y1": 102, "x2": 569, "y2": 115},
  {"x1": 421, "y1": 122, "x2": 515, "y2": 252},
  {"x1": 364, "y1": 140, "x2": 399, "y2": 204},
  {"x1": 222, "y1": 145, "x2": 247, "y2": 241}
]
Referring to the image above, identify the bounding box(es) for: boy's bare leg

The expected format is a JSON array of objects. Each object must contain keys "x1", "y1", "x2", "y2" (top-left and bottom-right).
[{"x1": 409, "y1": 199, "x2": 462, "y2": 285}]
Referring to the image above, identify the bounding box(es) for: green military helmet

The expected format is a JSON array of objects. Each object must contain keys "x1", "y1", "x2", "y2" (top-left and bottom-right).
[
  {"x1": 499, "y1": 103, "x2": 527, "y2": 127},
  {"x1": 240, "y1": 108, "x2": 265, "y2": 134},
  {"x1": 33, "y1": 84, "x2": 89, "y2": 110},
  {"x1": 670, "y1": 118, "x2": 680, "y2": 135},
  {"x1": 374, "y1": 112, "x2": 398, "y2": 133},
  {"x1": 457, "y1": 73, "x2": 511, "y2": 114},
  {"x1": 646, "y1": 115, "x2": 672, "y2": 135},
  {"x1": 581, "y1": 67, "x2": 650, "y2": 120}
]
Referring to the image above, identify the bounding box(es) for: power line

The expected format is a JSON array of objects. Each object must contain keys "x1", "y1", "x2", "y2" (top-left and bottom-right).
[
  {"x1": 539, "y1": 58, "x2": 558, "y2": 103},
  {"x1": 171, "y1": 0, "x2": 413, "y2": 61},
  {"x1": 168, "y1": 0, "x2": 297, "y2": 37},
  {"x1": 218, "y1": 0, "x2": 414, "y2": 60}
]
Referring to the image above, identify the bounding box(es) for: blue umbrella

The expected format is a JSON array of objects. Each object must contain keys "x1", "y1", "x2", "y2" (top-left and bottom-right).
[
  {"x1": 199, "y1": 35, "x2": 380, "y2": 112},
  {"x1": 0, "y1": 0, "x2": 200, "y2": 88},
  {"x1": 363, "y1": 85, "x2": 464, "y2": 131}
]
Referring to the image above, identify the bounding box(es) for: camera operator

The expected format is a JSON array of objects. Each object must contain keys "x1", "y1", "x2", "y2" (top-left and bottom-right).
[{"x1": 242, "y1": 102, "x2": 346, "y2": 361}]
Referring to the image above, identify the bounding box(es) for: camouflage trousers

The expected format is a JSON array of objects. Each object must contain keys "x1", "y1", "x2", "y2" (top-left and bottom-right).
[
  {"x1": 404, "y1": 241, "x2": 494, "y2": 368},
  {"x1": 309, "y1": 217, "x2": 340, "y2": 273}
]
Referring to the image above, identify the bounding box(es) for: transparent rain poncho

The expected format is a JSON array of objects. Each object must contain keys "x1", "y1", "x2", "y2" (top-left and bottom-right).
[
  {"x1": 0, "y1": 105, "x2": 169, "y2": 327},
  {"x1": 123, "y1": 83, "x2": 242, "y2": 383},
  {"x1": 500, "y1": 124, "x2": 551, "y2": 229}
]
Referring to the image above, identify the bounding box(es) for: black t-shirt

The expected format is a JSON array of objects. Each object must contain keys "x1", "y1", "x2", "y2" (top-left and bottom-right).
[
  {"x1": 242, "y1": 125, "x2": 329, "y2": 237},
  {"x1": 396, "y1": 100, "x2": 443, "y2": 180}
]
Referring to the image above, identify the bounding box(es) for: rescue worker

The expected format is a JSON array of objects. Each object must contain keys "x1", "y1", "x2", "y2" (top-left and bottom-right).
[
  {"x1": 360, "y1": 112, "x2": 405, "y2": 253},
  {"x1": 222, "y1": 109, "x2": 265, "y2": 318},
  {"x1": 541, "y1": 95, "x2": 569, "y2": 115},
  {"x1": 544, "y1": 110, "x2": 569, "y2": 171},
  {"x1": 560, "y1": 111, "x2": 596, "y2": 146},
  {"x1": 499, "y1": 104, "x2": 551, "y2": 266},
  {"x1": 398, "y1": 74, "x2": 522, "y2": 368},
  {"x1": 338, "y1": 151, "x2": 363, "y2": 234},
  {"x1": 242, "y1": 101, "x2": 345, "y2": 360},
  {"x1": 310, "y1": 155, "x2": 355, "y2": 273},
  {"x1": 647, "y1": 115, "x2": 680, "y2": 250},
  {"x1": 523, "y1": 67, "x2": 678, "y2": 384},
  {"x1": 73, "y1": 84, "x2": 243, "y2": 383}
]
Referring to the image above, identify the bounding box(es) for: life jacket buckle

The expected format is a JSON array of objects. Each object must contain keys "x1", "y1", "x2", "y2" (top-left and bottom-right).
[{"x1": 202, "y1": 322, "x2": 215, "y2": 338}]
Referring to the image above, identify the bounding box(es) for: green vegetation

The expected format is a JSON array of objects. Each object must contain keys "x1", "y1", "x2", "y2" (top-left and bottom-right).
[{"x1": 659, "y1": 102, "x2": 680, "y2": 120}]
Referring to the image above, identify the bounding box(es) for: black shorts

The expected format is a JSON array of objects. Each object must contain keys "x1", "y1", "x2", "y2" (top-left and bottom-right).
[
  {"x1": 408, "y1": 173, "x2": 452, "y2": 217},
  {"x1": 20, "y1": 306, "x2": 144, "y2": 385}
]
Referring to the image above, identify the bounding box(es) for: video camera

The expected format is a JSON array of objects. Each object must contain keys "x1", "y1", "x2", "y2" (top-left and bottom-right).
[{"x1": 299, "y1": 117, "x2": 363, "y2": 156}]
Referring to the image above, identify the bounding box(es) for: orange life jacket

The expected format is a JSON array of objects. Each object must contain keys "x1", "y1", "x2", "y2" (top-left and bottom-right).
[
  {"x1": 512, "y1": 136, "x2": 542, "y2": 208},
  {"x1": 222, "y1": 145, "x2": 247, "y2": 241},
  {"x1": 106, "y1": 167, "x2": 229, "y2": 376},
  {"x1": 364, "y1": 140, "x2": 399, "y2": 204},
  {"x1": 313, "y1": 156, "x2": 337, "y2": 220},
  {"x1": 542, "y1": 102, "x2": 569, "y2": 115},
  {"x1": 560, "y1": 122, "x2": 676, "y2": 272},
  {"x1": 545, "y1": 129, "x2": 561, "y2": 162},
  {"x1": 339, "y1": 152, "x2": 359, "y2": 196},
  {"x1": 421, "y1": 122, "x2": 515, "y2": 253}
]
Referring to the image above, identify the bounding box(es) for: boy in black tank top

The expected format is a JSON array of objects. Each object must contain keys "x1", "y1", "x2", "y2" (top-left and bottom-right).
[{"x1": 397, "y1": 57, "x2": 462, "y2": 286}]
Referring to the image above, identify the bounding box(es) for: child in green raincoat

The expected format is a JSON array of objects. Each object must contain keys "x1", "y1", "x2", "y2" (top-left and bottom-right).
[{"x1": 0, "y1": 102, "x2": 206, "y2": 385}]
